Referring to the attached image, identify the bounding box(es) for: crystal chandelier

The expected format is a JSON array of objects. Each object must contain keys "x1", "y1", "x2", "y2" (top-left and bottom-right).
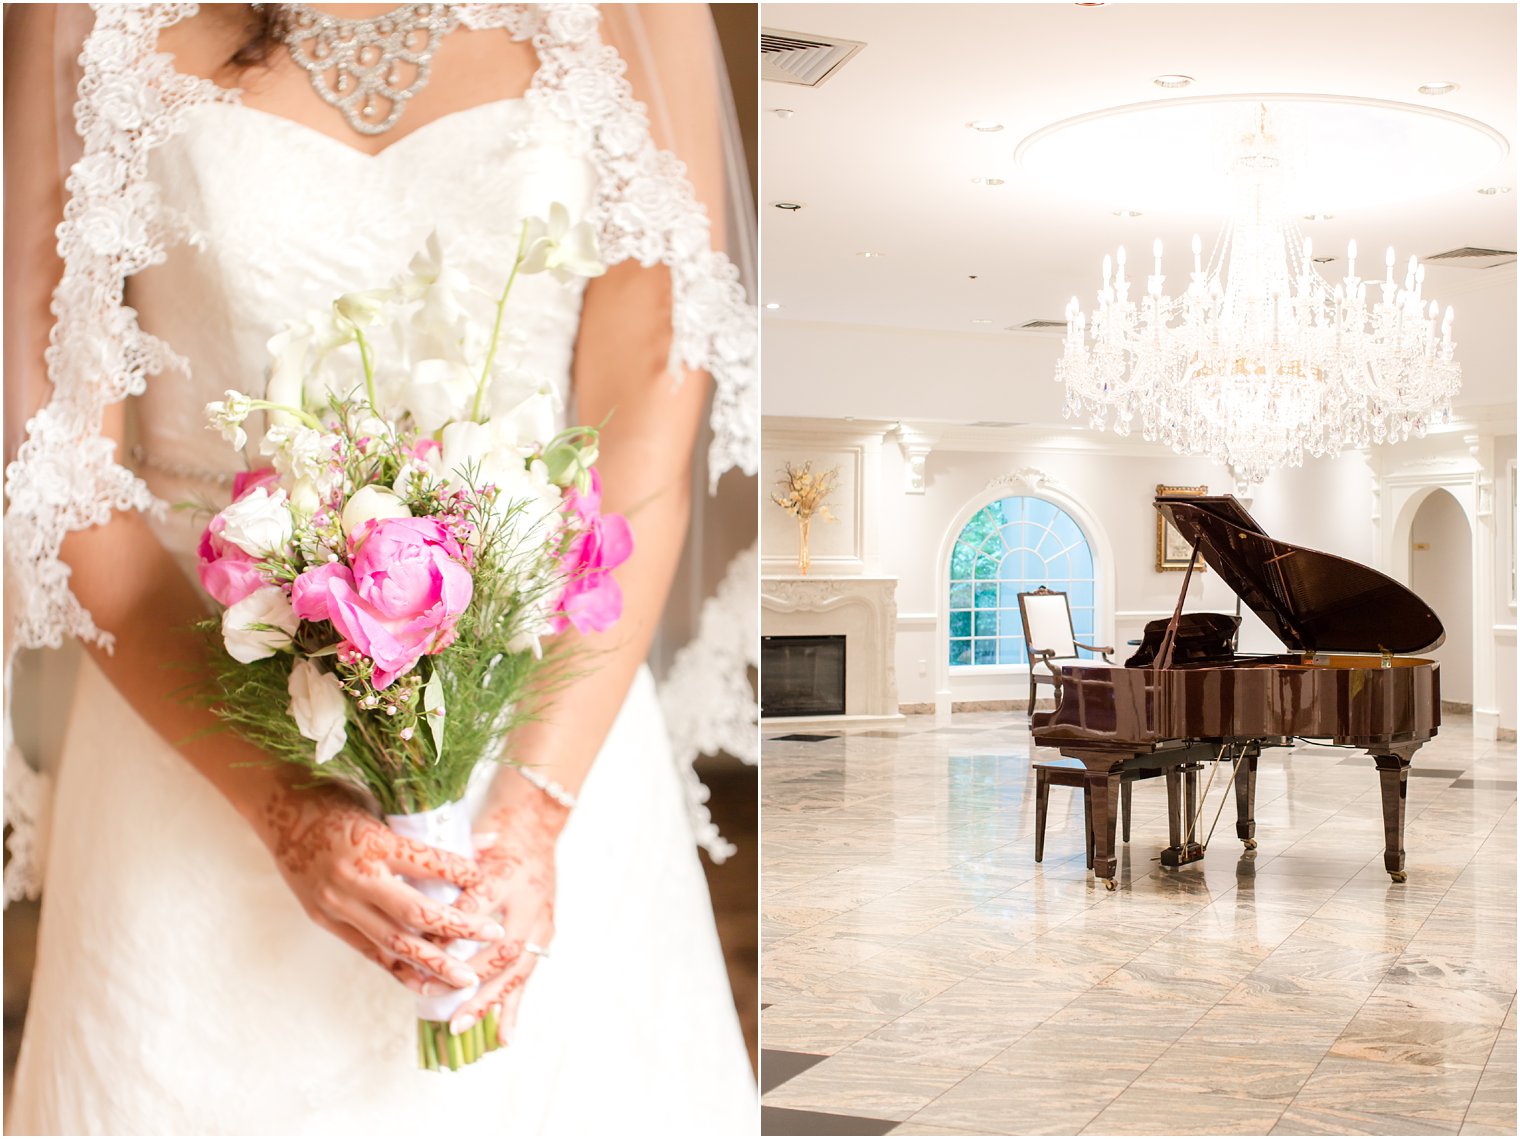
[{"x1": 1057, "y1": 105, "x2": 1462, "y2": 485}]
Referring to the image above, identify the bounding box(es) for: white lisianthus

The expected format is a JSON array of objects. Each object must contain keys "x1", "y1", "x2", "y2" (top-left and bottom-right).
[
  {"x1": 206, "y1": 389, "x2": 255, "y2": 451},
  {"x1": 489, "y1": 381, "x2": 561, "y2": 449},
  {"x1": 222, "y1": 586, "x2": 299, "y2": 663},
  {"x1": 218, "y1": 487, "x2": 294, "y2": 557},
  {"x1": 400, "y1": 358, "x2": 476, "y2": 434},
  {"x1": 341, "y1": 484, "x2": 412, "y2": 537},
  {"x1": 439, "y1": 419, "x2": 524, "y2": 491},
  {"x1": 520, "y1": 203, "x2": 606, "y2": 284},
  {"x1": 287, "y1": 658, "x2": 349, "y2": 764}
]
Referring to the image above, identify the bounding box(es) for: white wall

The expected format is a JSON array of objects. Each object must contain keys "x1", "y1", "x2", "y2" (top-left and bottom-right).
[
  {"x1": 1412, "y1": 489, "x2": 1475, "y2": 703},
  {"x1": 1495, "y1": 433, "x2": 1517, "y2": 733}
]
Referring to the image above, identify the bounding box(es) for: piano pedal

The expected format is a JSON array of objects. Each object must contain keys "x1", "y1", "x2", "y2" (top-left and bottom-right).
[{"x1": 1159, "y1": 842, "x2": 1206, "y2": 868}]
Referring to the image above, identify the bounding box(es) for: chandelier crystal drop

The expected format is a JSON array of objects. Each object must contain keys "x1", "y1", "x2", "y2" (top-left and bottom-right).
[{"x1": 1057, "y1": 106, "x2": 1462, "y2": 485}]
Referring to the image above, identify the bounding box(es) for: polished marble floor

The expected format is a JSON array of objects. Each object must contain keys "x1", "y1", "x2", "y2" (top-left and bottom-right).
[{"x1": 761, "y1": 712, "x2": 1517, "y2": 1136}]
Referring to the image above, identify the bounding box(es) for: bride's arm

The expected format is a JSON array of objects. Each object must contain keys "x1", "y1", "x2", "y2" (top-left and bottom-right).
[
  {"x1": 3, "y1": 4, "x2": 502, "y2": 995},
  {"x1": 448, "y1": 3, "x2": 729, "y2": 1043}
]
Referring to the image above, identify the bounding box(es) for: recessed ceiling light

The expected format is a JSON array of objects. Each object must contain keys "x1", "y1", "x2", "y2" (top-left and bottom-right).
[
  {"x1": 1477, "y1": 186, "x2": 1511, "y2": 195},
  {"x1": 1418, "y1": 81, "x2": 1459, "y2": 96},
  {"x1": 1112, "y1": 208, "x2": 1143, "y2": 218},
  {"x1": 966, "y1": 120, "x2": 1005, "y2": 132},
  {"x1": 971, "y1": 319, "x2": 993, "y2": 324},
  {"x1": 857, "y1": 251, "x2": 886, "y2": 258},
  {"x1": 764, "y1": 302, "x2": 783, "y2": 310},
  {"x1": 771, "y1": 201, "x2": 805, "y2": 211},
  {"x1": 1152, "y1": 74, "x2": 1195, "y2": 90},
  {"x1": 971, "y1": 176, "x2": 1006, "y2": 186},
  {"x1": 1303, "y1": 213, "x2": 1334, "y2": 222}
]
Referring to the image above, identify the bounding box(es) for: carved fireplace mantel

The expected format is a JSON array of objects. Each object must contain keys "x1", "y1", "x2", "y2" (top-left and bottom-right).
[{"x1": 760, "y1": 575, "x2": 900, "y2": 719}]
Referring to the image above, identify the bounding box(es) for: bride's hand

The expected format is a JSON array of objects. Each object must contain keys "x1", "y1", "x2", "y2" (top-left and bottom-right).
[
  {"x1": 258, "y1": 784, "x2": 506, "y2": 995},
  {"x1": 445, "y1": 787, "x2": 570, "y2": 1042}
]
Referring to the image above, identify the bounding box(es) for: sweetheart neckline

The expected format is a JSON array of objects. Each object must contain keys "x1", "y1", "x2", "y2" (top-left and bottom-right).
[{"x1": 193, "y1": 97, "x2": 531, "y2": 161}]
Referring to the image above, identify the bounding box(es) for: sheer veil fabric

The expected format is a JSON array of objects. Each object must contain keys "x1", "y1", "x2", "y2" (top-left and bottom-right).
[{"x1": 2, "y1": 4, "x2": 757, "y2": 1133}]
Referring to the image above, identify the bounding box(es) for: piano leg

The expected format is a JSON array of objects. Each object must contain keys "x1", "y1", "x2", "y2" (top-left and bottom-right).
[
  {"x1": 1374, "y1": 753, "x2": 1412, "y2": 883},
  {"x1": 1160, "y1": 759, "x2": 1206, "y2": 868},
  {"x1": 1075, "y1": 761, "x2": 1123, "y2": 888},
  {"x1": 1235, "y1": 745, "x2": 1259, "y2": 850}
]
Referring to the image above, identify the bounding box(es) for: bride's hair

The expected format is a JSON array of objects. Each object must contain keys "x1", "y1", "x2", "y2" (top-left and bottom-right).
[{"x1": 228, "y1": 4, "x2": 290, "y2": 71}]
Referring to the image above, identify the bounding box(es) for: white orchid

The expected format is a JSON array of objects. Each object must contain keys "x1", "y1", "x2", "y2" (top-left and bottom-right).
[
  {"x1": 206, "y1": 389, "x2": 255, "y2": 450},
  {"x1": 333, "y1": 287, "x2": 394, "y2": 329},
  {"x1": 287, "y1": 659, "x2": 349, "y2": 765},
  {"x1": 520, "y1": 203, "x2": 606, "y2": 284},
  {"x1": 221, "y1": 586, "x2": 299, "y2": 663}
]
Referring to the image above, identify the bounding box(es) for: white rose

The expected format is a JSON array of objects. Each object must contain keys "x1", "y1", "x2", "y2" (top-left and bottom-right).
[
  {"x1": 287, "y1": 659, "x2": 349, "y2": 765},
  {"x1": 400, "y1": 358, "x2": 476, "y2": 434},
  {"x1": 222, "y1": 586, "x2": 298, "y2": 663},
  {"x1": 218, "y1": 487, "x2": 294, "y2": 557},
  {"x1": 341, "y1": 485, "x2": 412, "y2": 537}
]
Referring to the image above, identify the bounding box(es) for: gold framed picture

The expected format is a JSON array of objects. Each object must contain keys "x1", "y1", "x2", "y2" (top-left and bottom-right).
[{"x1": 1155, "y1": 484, "x2": 1209, "y2": 572}]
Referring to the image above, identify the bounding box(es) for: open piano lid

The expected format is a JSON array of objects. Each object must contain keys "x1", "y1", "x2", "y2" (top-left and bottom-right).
[{"x1": 1156, "y1": 495, "x2": 1445, "y2": 655}]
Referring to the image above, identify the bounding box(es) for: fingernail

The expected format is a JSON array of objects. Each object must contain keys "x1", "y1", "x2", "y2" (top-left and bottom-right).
[
  {"x1": 421, "y1": 981, "x2": 445, "y2": 996},
  {"x1": 483, "y1": 921, "x2": 506, "y2": 939},
  {"x1": 447, "y1": 967, "x2": 478, "y2": 988},
  {"x1": 450, "y1": 1013, "x2": 476, "y2": 1037}
]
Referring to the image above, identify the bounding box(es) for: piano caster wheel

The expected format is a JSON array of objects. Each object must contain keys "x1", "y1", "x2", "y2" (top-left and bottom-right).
[
  {"x1": 1103, "y1": 879, "x2": 1117, "y2": 892},
  {"x1": 1390, "y1": 871, "x2": 1408, "y2": 883},
  {"x1": 1243, "y1": 839, "x2": 1258, "y2": 850}
]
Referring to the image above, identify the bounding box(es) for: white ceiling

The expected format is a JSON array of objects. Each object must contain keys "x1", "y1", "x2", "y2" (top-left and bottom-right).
[{"x1": 761, "y1": 2, "x2": 1518, "y2": 418}]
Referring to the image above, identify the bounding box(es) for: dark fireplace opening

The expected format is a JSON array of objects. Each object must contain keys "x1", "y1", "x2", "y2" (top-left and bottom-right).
[{"x1": 761, "y1": 635, "x2": 846, "y2": 718}]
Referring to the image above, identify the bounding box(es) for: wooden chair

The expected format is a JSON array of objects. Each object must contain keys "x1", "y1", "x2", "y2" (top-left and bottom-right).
[
  {"x1": 1017, "y1": 586, "x2": 1114, "y2": 717},
  {"x1": 1033, "y1": 758, "x2": 1137, "y2": 868}
]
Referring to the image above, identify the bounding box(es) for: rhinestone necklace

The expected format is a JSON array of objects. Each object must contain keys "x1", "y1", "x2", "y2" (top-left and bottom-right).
[{"x1": 280, "y1": 4, "x2": 459, "y2": 136}]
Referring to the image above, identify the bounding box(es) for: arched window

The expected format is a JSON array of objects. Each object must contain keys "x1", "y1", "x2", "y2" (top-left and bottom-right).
[{"x1": 948, "y1": 496, "x2": 1097, "y2": 667}]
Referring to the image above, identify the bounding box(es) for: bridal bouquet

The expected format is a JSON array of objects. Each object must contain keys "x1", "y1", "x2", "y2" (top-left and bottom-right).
[{"x1": 194, "y1": 209, "x2": 629, "y2": 1070}]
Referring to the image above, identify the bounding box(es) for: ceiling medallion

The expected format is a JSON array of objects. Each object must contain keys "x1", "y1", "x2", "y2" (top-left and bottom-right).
[{"x1": 1058, "y1": 104, "x2": 1462, "y2": 484}]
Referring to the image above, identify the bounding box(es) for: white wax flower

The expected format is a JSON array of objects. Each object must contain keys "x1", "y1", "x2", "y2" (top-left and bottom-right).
[
  {"x1": 520, "y1": 203, "x2": 606, "y2": 284},
  {"x1": 287, "y1": 658, "x2": 349, "y2": 764},
  {"x1": 222, "y1": 586, "x2": 299, "y2": 663},
  {"x1": 219, "y1": 487, "x2": 294, "y2": 557},
  {"x1": 341, "y1": 484, "x2": 412, "y2": 537}
]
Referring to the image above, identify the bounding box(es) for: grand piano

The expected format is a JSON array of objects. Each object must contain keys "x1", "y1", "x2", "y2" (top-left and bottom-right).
[{"x1": 1031, "y1": 494, "x2": 1442, "y2": 890}]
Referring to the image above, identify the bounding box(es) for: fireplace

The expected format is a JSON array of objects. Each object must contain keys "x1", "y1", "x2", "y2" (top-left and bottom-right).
[{"x1": 761, "y1": 634, "x2": 846, "y2": 718}]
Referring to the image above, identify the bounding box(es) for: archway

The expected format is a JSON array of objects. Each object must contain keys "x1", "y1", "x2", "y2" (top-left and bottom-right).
[{"x1": 1410, "y1": 488, "x2": 1473, "y2": 706}]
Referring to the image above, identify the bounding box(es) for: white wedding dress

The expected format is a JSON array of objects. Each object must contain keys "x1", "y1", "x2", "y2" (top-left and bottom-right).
[{"x1": 6, "y1": 6, "x2": 755, "y2": 1136}]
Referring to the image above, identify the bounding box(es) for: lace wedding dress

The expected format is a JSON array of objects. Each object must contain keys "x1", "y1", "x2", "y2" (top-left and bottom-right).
[{"x1": 5, "y1": 5, "x2": 756, "y2": 1134}]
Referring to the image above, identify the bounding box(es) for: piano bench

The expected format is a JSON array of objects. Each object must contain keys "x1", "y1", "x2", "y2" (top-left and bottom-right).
[{"x1": 1033, "y1": 760, "x2": 1144, "y2": 868}]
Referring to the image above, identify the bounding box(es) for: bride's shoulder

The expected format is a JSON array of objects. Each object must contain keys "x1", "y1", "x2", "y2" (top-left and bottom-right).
[{"x1": 151, "y1": 6, "x2": 252, "y2": 85}]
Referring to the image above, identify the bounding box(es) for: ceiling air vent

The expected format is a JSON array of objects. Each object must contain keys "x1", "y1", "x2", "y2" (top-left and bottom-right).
[
  {"x1": 762, "y1": 29, "x2": 865, "y2": 87},
  {"x1": 1008, "y1": 319, "x2": 1068, "y2": 332},
  {"x1": 1425, "y1": 246, "x2": 1517, "y2": 269}
]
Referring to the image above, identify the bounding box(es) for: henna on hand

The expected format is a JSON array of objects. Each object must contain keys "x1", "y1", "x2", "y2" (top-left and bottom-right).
[
  {"x1": 259, "y1": 785, "x2": 503, "y2": 992},
  {"x1": 445, "y1": 789, "x2": 567, "y2": 1043}
]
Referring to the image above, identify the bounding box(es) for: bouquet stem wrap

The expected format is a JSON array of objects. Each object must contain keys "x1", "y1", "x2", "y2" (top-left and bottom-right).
[{"x1": 385, "y1": 801, "x2": 493, "y2": 1070}]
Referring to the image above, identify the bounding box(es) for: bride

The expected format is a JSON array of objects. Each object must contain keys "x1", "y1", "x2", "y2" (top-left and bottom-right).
[{"x1": 4, "y1": 4, "x2": 756, "y2": 1134}]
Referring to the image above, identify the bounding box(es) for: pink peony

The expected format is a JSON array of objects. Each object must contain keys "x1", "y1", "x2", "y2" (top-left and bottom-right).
[
  {"x1": 291, "y1": 517, "x2": 473, "y2": 689},
  {"x1": 196, "y1": 467, "x2": 279, "y2": 606},
  {"x1": 550, "y1": 470, "x2": 633, "y2": 635}
]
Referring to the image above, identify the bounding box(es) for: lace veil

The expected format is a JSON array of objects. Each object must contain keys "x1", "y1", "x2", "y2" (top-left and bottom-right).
[{"x1": 2, "y1": 3, "x2": 759, "y2": 903}]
